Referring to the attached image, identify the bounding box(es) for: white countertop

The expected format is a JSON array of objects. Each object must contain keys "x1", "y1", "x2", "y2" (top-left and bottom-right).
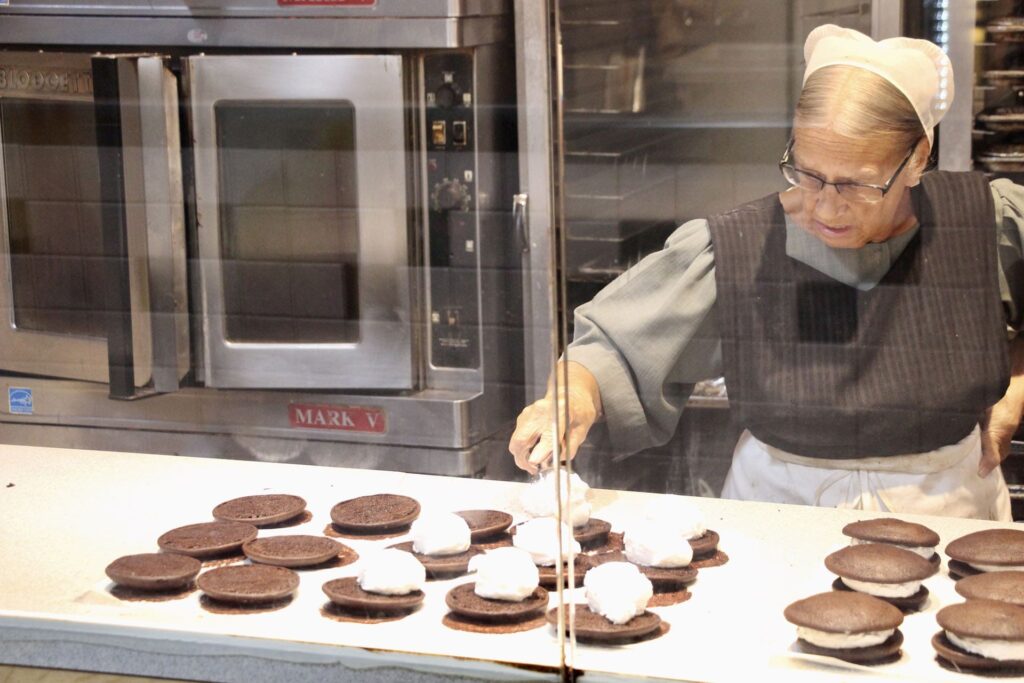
[{"x1": 0, "y1": 444, "x2": 1021, "y2": 682}]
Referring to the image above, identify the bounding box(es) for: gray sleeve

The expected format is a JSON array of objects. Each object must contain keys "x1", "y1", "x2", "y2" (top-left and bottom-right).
[
  {"x1": 991, "y1": 178, "x2": 1024, "y2": 335},
  {"x1": 567, "y1": 218, "x2": 722, "y2": 454}
]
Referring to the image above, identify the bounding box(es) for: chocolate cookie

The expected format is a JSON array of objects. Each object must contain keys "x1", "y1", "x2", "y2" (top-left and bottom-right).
[
  {"x1": 389, "y1": 541, "x2": 480, "y2": 579},
  {"x1": 956, "y1": 571, "x2": 1024, "y2": 607},
  {"x1": 456, "y1": 510, "x2": 513, "y2": 542},
  {"x1": 546, "y1": 606, "x2": 663, "y2": 644},
  {"x1": 574, "y1": 518, "x2": 612, "y2": 549},
  {"x1": 689, "y1": 530, "x2": 720, "y2": 559},
  {"x1": 935, "y1": 600, "x2": 1024, "y2": 672},
  {"x1": 445, "y1": 582, "x2": 548, "y2": 622},
  {"x1": 330, "y1": 494, "x2": 420, "y2": 533},
  {"x1": 157, "y1": 521, "x2": 258, "y2": 558},
  {"x1": 322, "y1": 576, "x2": 423, "y2": 615},
  {"x1": 590, "y1": 551, "x2": 697, "y2": 591},
  {"x1": 785, "y1": 592, "x2": 903, "y2": 664},
  {"x1": 213, "y1": 494, "x2": 307, "y2": 527},
  {"x1": 243, "y1": 535, "x2": 353, "y2": 568},
  {"x1": 197, "y1": 564, "x2": 299, "y2": 604},
  {"x1": 946, "y1": 529, "x2": 1024, "y2": 575},
  {"x1": 105, "y1": 553, "x2": 200, "y2": 591},
  {"x1": 825, "y1": 543, "x2": 936, "y2": 610},
  {"x1": 843, "y1": 518, "x2": 940, "y2": 565}
]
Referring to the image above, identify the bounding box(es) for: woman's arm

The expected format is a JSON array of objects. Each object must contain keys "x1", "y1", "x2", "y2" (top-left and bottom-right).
[{"x1": 980, "y1": 336, "x2": 1024, "y2": 477}]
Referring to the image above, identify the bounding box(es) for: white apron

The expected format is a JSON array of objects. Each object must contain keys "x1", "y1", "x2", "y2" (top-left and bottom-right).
[{"x1": 721, "y1": 426, "x2": 1012, "y2": 521}]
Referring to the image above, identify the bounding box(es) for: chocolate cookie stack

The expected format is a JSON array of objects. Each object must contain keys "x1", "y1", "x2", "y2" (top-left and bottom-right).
[
  {"x1": 785, "y1": 591, "x2": 905, "y2": 664},
  {"x1": 945, "y1": 528, "x2": 1024, "y2": 580},
  {"x1": 825, "y1": 543, "x2": 937, "y2": 612}
]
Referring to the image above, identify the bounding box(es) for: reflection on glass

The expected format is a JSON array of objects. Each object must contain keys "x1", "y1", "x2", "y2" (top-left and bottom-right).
[
  {"x1": 215, "y1": 101, "x2": 360, "y2": 343},
  {"x1": 2, "y1": 99, "x2": 106, "y2": 338}
]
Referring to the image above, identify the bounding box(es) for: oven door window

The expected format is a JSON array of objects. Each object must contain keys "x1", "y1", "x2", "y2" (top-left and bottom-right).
[
  {"x1": 217, "y1": 101, "x2": 360, "y2": 344},
  {"x1": 190, "y1": 54, "x2": 411, "y2": 390},
  {"x1": 2, "y1": 98, "x2": 106, "y2": 339}
]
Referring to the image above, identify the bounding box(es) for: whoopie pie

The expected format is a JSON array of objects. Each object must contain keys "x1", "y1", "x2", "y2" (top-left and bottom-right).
[
  {"x1": 784, "y1": 591, "x2": 904, "y2": 664},
  {"x1": 934, "y1": 600, "x2": 1024, "y2": 672},
  {"x1": 842, "y1": 518, "x2": 940, "y2": 567},
  {"x1": 945, "y1": 529, "x2": 1024, "y2": 580},
  {"x1": 825, "y1": 543, "x2": 937, "y2": 611}
]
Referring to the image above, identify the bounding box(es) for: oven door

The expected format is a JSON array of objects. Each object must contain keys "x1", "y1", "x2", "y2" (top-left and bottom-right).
[
  {"x1": 188, "y1": 55, "x2": 413, "y2": 390},
  {"x1": 0, "y1": 52, "x2": 188, "y2": 389}
]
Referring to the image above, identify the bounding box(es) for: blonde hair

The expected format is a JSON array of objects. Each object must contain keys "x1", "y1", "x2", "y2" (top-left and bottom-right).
[{"x1": 795, "y1": 65, "x2": 925, "y2": 151}]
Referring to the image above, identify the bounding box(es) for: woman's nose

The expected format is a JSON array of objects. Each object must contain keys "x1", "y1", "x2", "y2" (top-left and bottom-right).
[{"x1": 814, "y1": 184, "x2": 847, "y2": 219}]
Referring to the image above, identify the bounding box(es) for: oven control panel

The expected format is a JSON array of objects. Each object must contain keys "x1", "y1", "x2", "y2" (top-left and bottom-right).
[{"x1": 425, "y1": 52, "x2": 479, "y2": 371}]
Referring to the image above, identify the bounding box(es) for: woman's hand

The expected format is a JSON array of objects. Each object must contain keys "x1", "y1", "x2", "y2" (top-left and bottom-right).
[
  {"x1": 980, "y1": 337, "x2": 1024, "y2": 477},
  {"x1": 508, "y1": 361, "x2": 602, "y2": 475}
]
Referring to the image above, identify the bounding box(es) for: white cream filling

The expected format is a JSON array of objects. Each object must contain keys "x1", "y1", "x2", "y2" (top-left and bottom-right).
[
  {"x1": 968, "y1": 562, "x2": 1024, "y2": 573},
  {"x1": 840, "y1": 577, "x2": 921, "y2": 598},
  {"x1": 358, "y1": 549, "x2": 426, "y2": 596},
  {"x1": 410, "y1": 512, "x2": 471, "y2": 556},
  {"x1": 797, "y1": 626, "x2": 894, "y2": 649},
  {"x1": 947, "y1": 632, "x2": 1024, "y2": 661},
  {"x1": 513, "y1": 517, "x2": 581, "y2": 566},
  {"x1": 584, "y1": 562, "x2": 653, "y2": 625},
  {"x1": 468, "y1": 547, "x2": 539, "y2": 602},
  {"x1": 850, "y1": 538, "x2": 935, "y2": 560},
  {"x1": 521, "y1": 471, "x2": 592, "y2": 527},
  {"x1": 624, "y1": 524, "x2": 693, "y2": 568}
]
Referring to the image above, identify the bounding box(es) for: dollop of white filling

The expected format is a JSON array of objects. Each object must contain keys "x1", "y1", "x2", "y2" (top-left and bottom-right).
[
  {"x1": 641, "y1": 496, "x2": 706, "y2": 539},
  {"x1": 840, "y1": 577, "x2": 921, "y2": 598},
  {"x1": 468, "y1": 547, "x2": 540, "y2": 601},
  {"x1": 968, "y1": 562, "x2": 1024, "y2": 573},
  {"x1": 947, "y1": 632, "x2": 1024, "y2": 661},
  {"x1": 513, "y1": 517, "x2": 580, "y2": 566},
  {"x1": 521, "y1": 471, "x2": 592, "y2": 527},
  {"x1": 410, "y1": 512, "x2": 471, "y2": 556},
  {"x1": 584, "y1": 562, "x2": 653, "y2": 625},
  {"x1": 796, "y1": 626, "x2": 894, "y2": 649},
  {"x1": 850, "y1": 538, "x2": 935, "y2": 560},
  {"x1": 358, "y1": 549, "x2": 426, "y2": 595},
  {"x1": 624, "y1": 523, "x2": 693, "y2": 568}
]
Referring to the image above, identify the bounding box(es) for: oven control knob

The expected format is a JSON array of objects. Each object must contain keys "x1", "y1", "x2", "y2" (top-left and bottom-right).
[
  {"x1": 435, "y1": 84, "x2": 458, "y2": 109},
  {"x1": 431, "y1": 178, "x2": 471, "y2": 212}
]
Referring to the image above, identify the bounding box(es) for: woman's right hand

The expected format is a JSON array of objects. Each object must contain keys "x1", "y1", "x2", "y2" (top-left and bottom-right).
[{"x1": 508, "y1": 361, "x2": 602, "y2": 475}]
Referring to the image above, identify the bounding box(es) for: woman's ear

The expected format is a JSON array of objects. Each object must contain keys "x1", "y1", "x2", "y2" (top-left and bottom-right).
[{"x1": 903, "y1": 139, "x2": 931, "y2": 188}]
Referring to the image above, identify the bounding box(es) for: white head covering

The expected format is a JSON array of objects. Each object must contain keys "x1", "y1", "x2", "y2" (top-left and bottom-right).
[{"x1": 803, "y1": 24, "x2": 953, "y2": 147}]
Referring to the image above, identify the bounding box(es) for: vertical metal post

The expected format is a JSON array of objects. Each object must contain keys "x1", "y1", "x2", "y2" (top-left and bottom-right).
[
  {"x1": 940, "y1": 0, "x2": 975, "y2": 171},
  {"x1": 515, "y1": 0, "x2": 559, "y2": 403}
]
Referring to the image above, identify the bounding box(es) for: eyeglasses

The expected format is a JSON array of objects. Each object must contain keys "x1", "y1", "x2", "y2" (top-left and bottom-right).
[{"x1": 778, "y1": 137, "x2": 922, "y2": 204}]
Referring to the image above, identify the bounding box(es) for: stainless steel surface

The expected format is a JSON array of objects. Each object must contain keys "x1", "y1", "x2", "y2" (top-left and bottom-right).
[
  {"x1": 0, "y1": 0, "x2": 509, "y2": 17},
  {"x1": 0, "y1": 376, "x2": 517, "y2": 450},
  {"x1": 117, "y1": 55, "x2": 190, "y2": 391},
  {"x1": 0, "y1": 52, "x2": 108, "y2": 382},
  {"x1": 0, "y1": 52, "x2": 186, "y2": 387},
  {"x1": 188, "y1": 55, "x2": 413, "y2": 390},
  {"x1": 515, "y1": 0, "x2": 557, "y2": 402},
  {"x1": 939, "y1": 0, "x2": 974, "y2": 172},
  {"x1": 0, "y1": 15, "x2": 509, "y2": 49},
  {"x1": 0, "y1": 422, "x2": 494, "y2": 477}
]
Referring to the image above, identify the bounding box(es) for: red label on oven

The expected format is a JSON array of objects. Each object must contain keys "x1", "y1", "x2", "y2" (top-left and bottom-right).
[
  {"x1": 277, "y1": 0, "x2": 375, "y2": 5},
  {"x1": 289, "y1": 403, "x2": 386, "y2": 433}
]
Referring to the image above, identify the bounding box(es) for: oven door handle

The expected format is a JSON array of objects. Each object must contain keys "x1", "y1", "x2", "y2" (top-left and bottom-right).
[{"x1": 513, "y1": 193, "x2": 530, "y2": 254}]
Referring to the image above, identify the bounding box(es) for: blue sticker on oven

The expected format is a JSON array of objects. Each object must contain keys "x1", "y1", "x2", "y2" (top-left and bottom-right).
[{"x1": 9, "y1": 388, "x2": 32, "y2": 415}]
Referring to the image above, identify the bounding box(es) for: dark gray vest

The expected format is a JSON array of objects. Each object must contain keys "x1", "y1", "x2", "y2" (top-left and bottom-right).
[{"x1": 707, "y1": 171, "x2": 1010, "y2": 459}]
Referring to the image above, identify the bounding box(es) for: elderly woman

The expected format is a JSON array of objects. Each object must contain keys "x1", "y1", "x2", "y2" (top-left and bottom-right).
[{"x1": 509, "y1": 25, "x2": 1024, "y2": 520}]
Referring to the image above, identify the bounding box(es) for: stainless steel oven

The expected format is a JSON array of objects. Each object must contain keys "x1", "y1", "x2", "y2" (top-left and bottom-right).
[{"x1": 0, "y1": 1, "x2": 522, "y2": 475}]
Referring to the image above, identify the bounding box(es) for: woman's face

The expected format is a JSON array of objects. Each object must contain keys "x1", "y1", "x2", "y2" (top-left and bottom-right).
[{"x1": 787, "y1": 127, "x2": 924, "y2": 249}]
